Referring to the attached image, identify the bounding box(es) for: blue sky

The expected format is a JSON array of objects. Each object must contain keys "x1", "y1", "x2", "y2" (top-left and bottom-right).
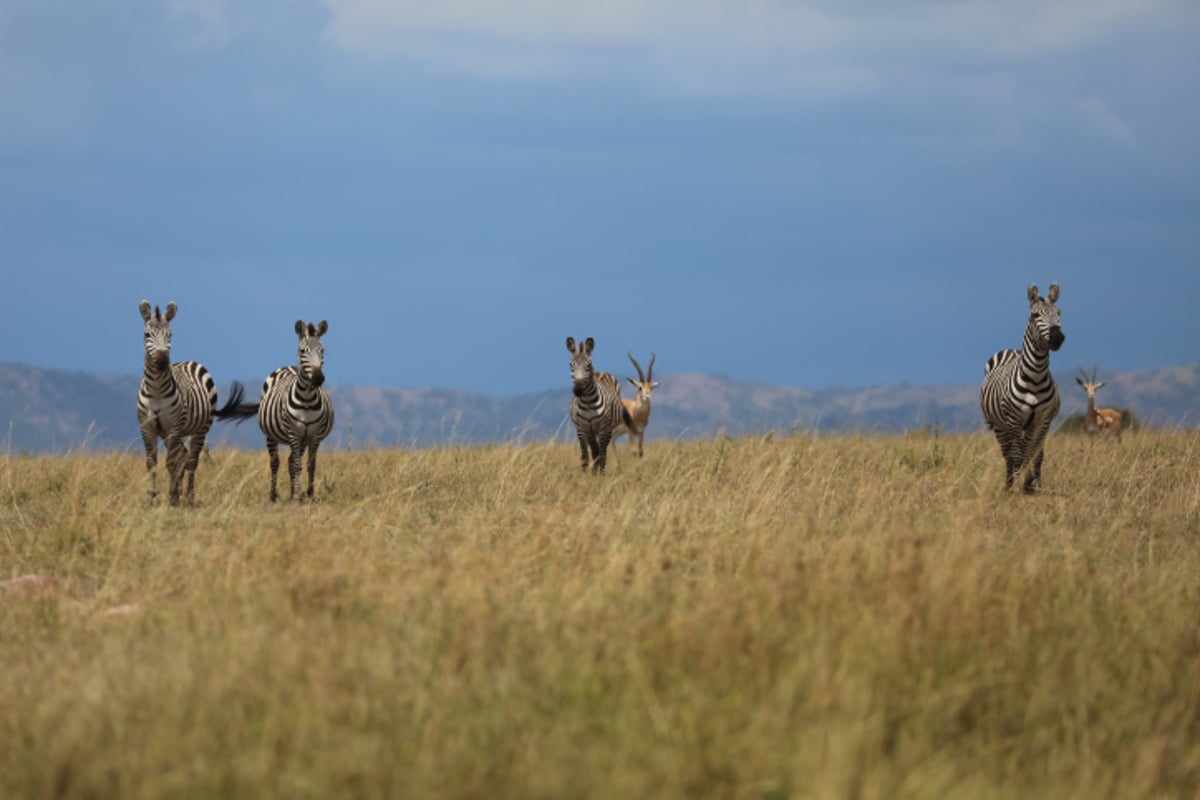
[{"x1": 2, "y1": 0, "x2": 1197, "y2": 395}]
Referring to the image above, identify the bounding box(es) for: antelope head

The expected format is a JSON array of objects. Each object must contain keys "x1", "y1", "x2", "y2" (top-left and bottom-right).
[
  {"x1": 626, "y1": 351, "x2": 660, "y2": 405},
  {"x1": 1074, "y1": 365, "x2": 1105, "y2": 401},
  {"x1": 1075, "y1": 365, "x2": 1122, "y2": 436}
]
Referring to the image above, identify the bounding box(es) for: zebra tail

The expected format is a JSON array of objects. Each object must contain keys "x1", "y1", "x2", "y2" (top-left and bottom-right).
[{"x1": 214, "y1": 381, "x2": 261, "y2": 425}]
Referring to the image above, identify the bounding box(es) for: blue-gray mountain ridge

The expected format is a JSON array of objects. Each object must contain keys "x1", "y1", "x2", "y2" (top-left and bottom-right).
[{"x1": 1, "y1": 362, "x2": 1197, "y2": 454}]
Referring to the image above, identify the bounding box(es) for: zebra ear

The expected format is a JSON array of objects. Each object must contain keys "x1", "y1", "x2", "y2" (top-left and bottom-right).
[
  {"x1": 316, "y1": 320, "x2": 328, "y2": 337},
  {"x1": 584, "y1": 337, "x2": 595, "y2": 355},
  {"x1": 1047, "y1": 283, "x2": 1060, "y2": 303},
  {"x1": 295, "y1": 320, "x2": 306, "y2": 336},
  {"x1": 1027, "y1": 285, "x2": 1039, "y2": 305},
  {"x1": 566, "y1": 337, "x2": 576, "y2": 353},
  {"x1": 139, "y1": 300, "x2": 152, "y2": 322},
  {"x1": 164, "y1": 302, "x2": 177, "y2": 322}
]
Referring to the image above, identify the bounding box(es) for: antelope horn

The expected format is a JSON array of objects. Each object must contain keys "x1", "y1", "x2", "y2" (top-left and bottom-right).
[
  {"x1": 647, "y1": 352, "x2": 656, "y2": 383},
  {"x1": 627, "y1": 351, "x2": 645, "y2": 383}
]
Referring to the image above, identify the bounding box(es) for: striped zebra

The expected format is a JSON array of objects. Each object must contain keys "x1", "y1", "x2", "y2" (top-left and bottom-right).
[
  {"x1": 137, "y1": 300, "x2": 245, "y2": 505},
  {"x1": 567, "y1": 336, "x2": 633, "y2": 474},
  {"x1": 230, "y1": 320, "x2": 334, "y2": 502},
  {"x1": 980, "y1": 283, "x2": 1065, "y2": 492}
]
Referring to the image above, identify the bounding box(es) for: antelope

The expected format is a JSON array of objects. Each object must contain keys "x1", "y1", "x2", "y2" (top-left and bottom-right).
[
  {"x1": 613, "y1": 351, "x2": 659, "y2": 457},
  {"x1": 1075, "y1": 367, "x2": 1122, "y2": 441}
]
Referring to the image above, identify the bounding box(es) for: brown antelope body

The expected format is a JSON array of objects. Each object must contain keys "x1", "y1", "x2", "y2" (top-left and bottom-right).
[
  {"x1": 1075, "y1": 367, "x2": 1122, "y2": 441},
  {"x1": 613, "y1": 352, "x2": 659, "y2": 457}
]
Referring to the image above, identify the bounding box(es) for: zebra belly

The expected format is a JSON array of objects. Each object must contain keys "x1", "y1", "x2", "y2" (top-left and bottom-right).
[
  {"x1": 293, "y1": 404, "x2": 326, "y2": 426},
  {"x1": 140, "y1": 394, "x2": 175, "y2": 417},
  {"x1": 138, "y1": 395, "x2": 176, "y2": 436},
  {"x1": 572, "y1": 407, "x2": 610, "y2": 433},
  {"x1": 290, "y1": 417, "x2": 325, "y2": 445},
  {"x1": 287, "y1": 401, "x2": 331, "y2": 446}
]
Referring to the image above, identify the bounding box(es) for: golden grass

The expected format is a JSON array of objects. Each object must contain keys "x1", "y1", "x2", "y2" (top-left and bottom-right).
[{"x1": 3, "y1": 430, "x2": 1200, "y2": 798}]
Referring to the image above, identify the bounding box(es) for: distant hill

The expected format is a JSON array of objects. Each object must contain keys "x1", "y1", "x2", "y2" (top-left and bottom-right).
[{"x1": 1, "y1": 361, "x2": 1198, "y2": 453}]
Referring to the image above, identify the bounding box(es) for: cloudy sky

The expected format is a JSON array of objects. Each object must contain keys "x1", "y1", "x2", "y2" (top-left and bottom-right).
[{"x1": 2, "y1": 0, "x2": 1197, "y2": 395}]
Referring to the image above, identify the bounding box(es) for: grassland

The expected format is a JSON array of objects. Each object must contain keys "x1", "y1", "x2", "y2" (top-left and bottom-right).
[{"x1": 2, "y1": 430, "x2": 1200, "y2": 799}]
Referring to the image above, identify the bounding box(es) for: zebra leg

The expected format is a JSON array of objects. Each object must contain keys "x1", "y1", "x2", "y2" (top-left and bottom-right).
[
  {"x1": 287, "y1": 441, "x2": 305, "y2": 502},
  {"x1": 577, "y1": 432, "x2": 591, "y2": 473},
  {"x1": 1023, "y1": 422, "x2": 1052, "y2": 493},
  {"x1": 1024, "y1": 449, "x2": 1046, "y2": 493},
  {"x1": 997, "y1": 432, "x2": 1024, "y2": 491},
  {"x1": 594, "y1": 431, "x2": 612, "y2": 474},
  {"x1": 305, "y1": 443, "x2": 320, "y2": 499},
  {"x1": 165, "y1": 434, "x2": 187, "y2": 507},
  {"x1": 586, "y1": 433, "x2": 603, "y2": 474},
  {"x1": 184, "y1": 433, "x2": 207, "y2": 503},
  {"x1": 267, "y1": 441, "x2": 281, "y2": 502},
  {"x1": 141, "y1": 428, "x2": 159, "y2": 502}
]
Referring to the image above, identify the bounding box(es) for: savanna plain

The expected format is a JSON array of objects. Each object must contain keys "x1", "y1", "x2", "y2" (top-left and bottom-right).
[{"x1": 3, "y1": 430, "x2": 1200, "y2": 799}]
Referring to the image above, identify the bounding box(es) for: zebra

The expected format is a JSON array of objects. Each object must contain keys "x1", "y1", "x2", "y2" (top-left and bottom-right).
[
  {"x1": 980, "y1": 283, "x2": 1065, "y2": 492},
  {"x1": 567, "y1": 336, "x2": 634, "y2": 474},
  {"x1": 229, "y1": 320, "x2": 334, "y2": 502},
  {"x1": 137, "y1": 300, "x2": 245, "y2": 505}
]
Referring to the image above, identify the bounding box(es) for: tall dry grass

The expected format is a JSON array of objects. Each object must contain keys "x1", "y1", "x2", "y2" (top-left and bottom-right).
[{"x1": 2, "y1": 430, "x2": 1200, "y2": 798}]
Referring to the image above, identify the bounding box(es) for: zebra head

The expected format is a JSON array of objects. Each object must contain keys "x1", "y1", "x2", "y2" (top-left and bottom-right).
[
  {"x1": 140, "y1": 299, "x2": 177, "y2": 371},
  {"x1": 1027, "y1": 283, "x2": 1064, "y2": 352},
  {"x1": 626, "y1": 351, "x2": 660, "y2": 403},
  {"x1": 294, "y1": 319, "x2": 328, "y2": 388},
  {"x1": 566, "y1": 336, "x2": 595, "y2": 391}
]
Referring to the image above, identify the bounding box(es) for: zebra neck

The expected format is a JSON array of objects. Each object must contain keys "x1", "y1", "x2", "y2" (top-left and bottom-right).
[
  {"x1": 573, "y1": 376, "x2": 600, "y2": 405},
  {"x1": 1019, "y1": 326, "x2": 1052, "y2": 379},
  {"x1": 290, "y1": 374, "x2": 323, "y2": 406},
  {"x1": 143, "y1": 358, "x2": 178, "y2": 397}
]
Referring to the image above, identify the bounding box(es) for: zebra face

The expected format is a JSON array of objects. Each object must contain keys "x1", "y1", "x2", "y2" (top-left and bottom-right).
[
  {"x1": 295, "y1": 319, "x2": 328, "y2": 388},
  {"x1": 566, "y1": 336, "x2": 595, "y2": 387},
  {"x1": 1029, "y1": 304, "x2": 1064, "y2": 352},
  {"x1": 1027, "y1": 284, "x2": 1064, "y2": 352},
  {"x1": 140, "y1": 300, "x2": 175, "y2": 370},
  {"x1": 570, "y1": 353, "x2": 592, "y2": 385},
  {"x1": 298, "y1": 337, "x2": 325, "y2": 387}
]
